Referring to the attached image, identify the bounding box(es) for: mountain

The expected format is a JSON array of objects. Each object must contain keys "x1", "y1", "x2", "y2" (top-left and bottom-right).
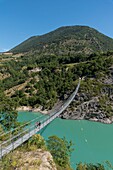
[{"x1": 10, "y1": 25, "x2": 113, "y2": 55}]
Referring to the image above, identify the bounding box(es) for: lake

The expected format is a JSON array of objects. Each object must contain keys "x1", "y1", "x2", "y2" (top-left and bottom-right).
[{"x1": 18, "y1": 111, "x2": 113, "y2": 169}]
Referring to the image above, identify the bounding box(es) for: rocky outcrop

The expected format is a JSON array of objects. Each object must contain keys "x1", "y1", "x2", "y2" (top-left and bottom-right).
[
  {"x1": 4, "y1": 149, "x2": 57, "y2": 170},
  {"x1": 60, "y1": 90, "x2": 113, "y2": 124}
]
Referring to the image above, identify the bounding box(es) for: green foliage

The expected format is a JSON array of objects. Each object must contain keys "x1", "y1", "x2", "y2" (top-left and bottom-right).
[
  {"x1": 76, "y1": 161, "x2": 113, "y2": 170},
  {"x1": 46, "y1": 135, "x2": 74, "y2": 168},
  {"x1": 0, "y1": 91, "x2": 18, "y2": 130},
  {"x1": 28, "y1": 134, "x2": 46, "y2": 150},
  {"x1": 105, "y1": 161, "x2": 113, "y2": 170},
  {"x1": 99, "y1": 96, "x2": 113, "y2": 117},
  {"x1": 76, "y1": 163, "x2": 105, "y2": 170}
]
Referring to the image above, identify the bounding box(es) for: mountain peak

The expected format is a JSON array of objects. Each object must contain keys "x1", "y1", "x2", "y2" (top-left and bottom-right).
[{"x1": 10, "y1": 25, "x2": 113, "y2": 55}]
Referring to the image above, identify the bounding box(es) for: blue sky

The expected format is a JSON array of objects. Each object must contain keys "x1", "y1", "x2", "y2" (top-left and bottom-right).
[{"x1": 0, "y1": 0, "x2": 113, "y2": 52}]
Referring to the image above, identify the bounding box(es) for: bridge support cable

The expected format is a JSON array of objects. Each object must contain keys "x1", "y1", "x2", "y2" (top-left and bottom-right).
[{"x1": 0, "y1": 79, "x2": 80, "y2": 159}]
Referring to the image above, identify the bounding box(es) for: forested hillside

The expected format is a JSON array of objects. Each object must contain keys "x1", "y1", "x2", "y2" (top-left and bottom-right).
[
  {"x1": 1, "y1": 50, "x2": 113, "y2": 128},
  {"x1": 10, "y1": 26, "x2": 113, "y2": 55}
]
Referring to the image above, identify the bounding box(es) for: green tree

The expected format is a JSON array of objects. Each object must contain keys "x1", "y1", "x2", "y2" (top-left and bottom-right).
[
  {"x1": 0, "y1": 91, "x2": 18, "y2": 130},
  {"x1": 46, "y1": 135, "x2": 74, "y2": 168},
  {"x1": 28, "y1": 134, "x2": 46, "y2": 150},
  {"x1": 76, "y1": 163, "x2": 105, "y2": 170}
]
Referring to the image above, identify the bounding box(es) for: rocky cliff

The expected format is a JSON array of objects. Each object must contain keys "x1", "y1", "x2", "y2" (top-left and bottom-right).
[
  {"x1": 60, "y1": 75, "x2": 113, "y2": 124},
  {"x1": 0, "y1": 149, "x2": 57, "y2": 170}
]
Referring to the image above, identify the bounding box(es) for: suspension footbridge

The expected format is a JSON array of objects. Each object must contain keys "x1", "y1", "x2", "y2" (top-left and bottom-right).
[{"x1": 0, "y1": 80, "x2": 80, "y2": 158}]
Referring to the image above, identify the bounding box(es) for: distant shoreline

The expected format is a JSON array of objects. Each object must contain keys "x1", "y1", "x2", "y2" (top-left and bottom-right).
[
  {"x1": 17, "y1": 106, "x2": 113, "y2": 124},
  {"x1": 16, "y1": 106, "x2": 49, "y2": 114},
  {"x1": 60, "y1": 114, "x2": 113, "y2": 124},
  {"x1": 87, "y1": 117, "x2": 113, "y2": 124}
]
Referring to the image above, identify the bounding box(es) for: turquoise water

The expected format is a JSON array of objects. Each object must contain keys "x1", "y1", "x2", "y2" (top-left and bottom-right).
[
  {"x1": 18, "y1": 111, "x2": 42, "y2": 122},
  {"x1": 18, "y1": 111, "x2": 113, "y2": 169}
]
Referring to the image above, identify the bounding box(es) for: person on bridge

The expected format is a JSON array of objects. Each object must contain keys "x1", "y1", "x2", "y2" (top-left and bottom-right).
[{"x1": 35, "y1": 121, "x2": 41, "y2": 127}]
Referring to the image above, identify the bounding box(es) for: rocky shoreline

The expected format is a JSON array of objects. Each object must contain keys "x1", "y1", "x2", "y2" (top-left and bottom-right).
[
  {"x1": 60, "y1": 93, "x2": 113, "y2": 124},
  {"x1": 60, "y1": 113, "x2": 113, "y2": 124},
  {"x1": 16, "y1": 102, "x2": 113, "y2": 124}
]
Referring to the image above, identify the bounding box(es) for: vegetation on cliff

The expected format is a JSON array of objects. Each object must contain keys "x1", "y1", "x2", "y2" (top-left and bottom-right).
[{"x1": 0, "y1": 134, "x2": 73, "y2": 170}]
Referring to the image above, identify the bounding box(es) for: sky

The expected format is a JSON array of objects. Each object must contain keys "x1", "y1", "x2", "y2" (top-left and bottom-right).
[{"x1": 0, "y1": 0, "x2": 113, "y2": 52}]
